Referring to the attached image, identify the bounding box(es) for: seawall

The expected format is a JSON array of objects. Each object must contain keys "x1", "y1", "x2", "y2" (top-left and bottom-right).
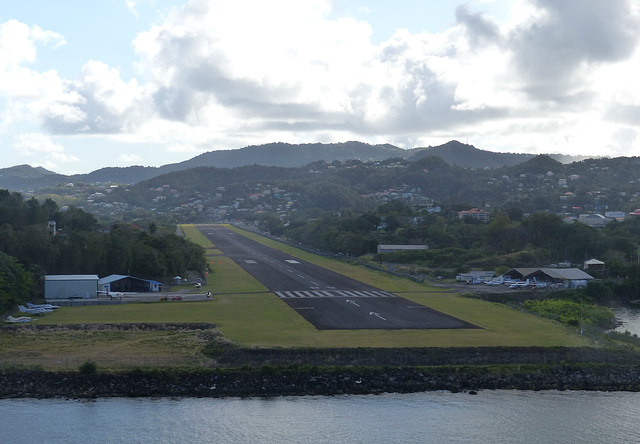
[{"x1": 3, "y1": 363, "x2": 640, "y2": 399}]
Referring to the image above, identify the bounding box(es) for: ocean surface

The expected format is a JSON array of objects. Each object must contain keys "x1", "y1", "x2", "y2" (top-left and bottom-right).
[
  {"x1": 614, "y1": 306, "x2": 640, "y2": 336},
  {"x1": 2, "y1": 390, "x2": 640, "y2": 443}
]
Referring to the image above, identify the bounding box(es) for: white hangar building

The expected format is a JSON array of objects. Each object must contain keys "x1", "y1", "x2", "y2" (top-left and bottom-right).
[{"x1": 44, "y1": 275, "x2": 99, "y2": 300}]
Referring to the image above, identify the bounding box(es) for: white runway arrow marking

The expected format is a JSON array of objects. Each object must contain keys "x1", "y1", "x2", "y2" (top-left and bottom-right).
[{"x1": 369, "y1": 312, "x2": 386, "y2": 321}]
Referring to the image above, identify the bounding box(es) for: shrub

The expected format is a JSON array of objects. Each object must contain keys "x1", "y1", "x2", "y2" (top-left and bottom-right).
[
  {"x1": 79, "y1": 360, "x2": 97, "y2": 375},
  {"x1": 523, "y1": 299, "x2": 616, "y2": 329}
]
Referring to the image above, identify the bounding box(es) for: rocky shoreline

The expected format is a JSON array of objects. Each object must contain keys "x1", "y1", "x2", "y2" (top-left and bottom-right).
[{"x1": 3, "y1": 363, "x2": 640, "y2": 399}]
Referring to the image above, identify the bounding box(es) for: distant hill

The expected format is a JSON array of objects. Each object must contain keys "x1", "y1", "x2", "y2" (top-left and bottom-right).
[
  {"x1": 178, "y1": 141, "x2": 412, "y2": 169},
  {"x1": 0, "y1": 165, "x2": 66, "y2": 192},
  {"x1": 0, "y1": 140, "x2": 592, "y2": 191},
  {"x1": 408, "y1": 140, "x2": 587, "y2": 168}
]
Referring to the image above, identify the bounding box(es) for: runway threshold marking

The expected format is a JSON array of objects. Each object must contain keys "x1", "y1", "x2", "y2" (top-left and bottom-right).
[
  {"x1": 369, "y1": 311, "x2": 387, "y2": 321},
  {"x1": 275, "y1": 290, "x2": 396, "y2": 299}
]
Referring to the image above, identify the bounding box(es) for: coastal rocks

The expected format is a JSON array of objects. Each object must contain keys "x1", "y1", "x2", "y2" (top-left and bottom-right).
[{"x1": 3, "y1": 364, "x2": 640, "y2": 399}]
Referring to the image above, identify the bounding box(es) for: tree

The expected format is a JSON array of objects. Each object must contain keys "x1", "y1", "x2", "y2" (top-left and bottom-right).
[
  {"x1": 0, "y1": 252, "x2": 35, "y2": 314},
  {"x1": 58, "y1": 206, "x2": 98, "y2": 232}
]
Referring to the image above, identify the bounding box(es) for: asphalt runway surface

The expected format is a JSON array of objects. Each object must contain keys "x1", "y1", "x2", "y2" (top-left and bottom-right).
[{"x1": 198, "y1": 225, "x2": 478, "y2": 331}]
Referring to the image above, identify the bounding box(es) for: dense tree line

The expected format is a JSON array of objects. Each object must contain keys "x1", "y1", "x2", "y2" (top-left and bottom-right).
[
  {"x1": 0, "y1": 190, "x2": 204, "y2": 313},
  {"x1": 258, "y1": 199, "x2": 640, "y2": 285}
]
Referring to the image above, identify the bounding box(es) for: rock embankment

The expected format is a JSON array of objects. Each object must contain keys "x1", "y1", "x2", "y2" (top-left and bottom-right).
[{"x1": 3, "y1": 364, "x2": 640, "y2": 399}]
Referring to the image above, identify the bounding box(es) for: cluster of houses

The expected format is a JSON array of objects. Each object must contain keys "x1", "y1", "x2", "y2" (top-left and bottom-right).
[
  {"x1": 26, "y1": 158, "x2": 640, "y2": 229},
  {"x1": 457, "y1": 207, "x2": 638, "y2": 227}
]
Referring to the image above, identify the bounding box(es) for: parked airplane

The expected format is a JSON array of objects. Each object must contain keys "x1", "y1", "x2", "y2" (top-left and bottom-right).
[
  {"x1": 532, "y1": 277, "x2": 548, "y2": 289},
  {"x1": 486, "y1": 276, "x2": 505, "y2": 285},
  {"x1": 5, "y1": 315, "x2": 34, "y2": 323},
  {"x1": 509, "y1": 279, "x2": 530, "y2": 289},
  {"x1": 18, "y1": 305, "x2": 52, "y2": 315},
  {"x1": 26, "y1": 302, "x2": 59, "y2": 309}
]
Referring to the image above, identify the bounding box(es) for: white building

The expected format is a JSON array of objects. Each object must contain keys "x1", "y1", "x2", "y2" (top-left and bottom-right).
[
  {"x1": 44, "y1": 275, "x2": 99, "y2": 300},
  {"x1": 377, "y1": 245, "x2": 428, "y2": 254},
  {"x1": 577, "y1": 214, "x2": 607, "y2": 227}
]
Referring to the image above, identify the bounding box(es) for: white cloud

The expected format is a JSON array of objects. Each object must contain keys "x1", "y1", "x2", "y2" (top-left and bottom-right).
[
  {"x1": 3, "y1": 0, "x2": 640, "y2": 173},
  {"x1": 133, "y1": 0, "x2": 375, "y2": 120},
  {"x1": 31, "y1": 25, "x2": 66, "y2": 49},
  {"x1": 0, "y1": 20, "x2": 79, "y2": 138},
  {"x1": 13, "y1": 133, "x2": 79, "y2": 170},
  {"x1": 14, "y1": 133, "x2": 64, "y2": 155},
  {"x1": 126, "y1": 0, "x2": 640, "y2": 154},
  {"x1": 118, "y1": 153, "x2": 142, "y2": 163},
  {"x1": 166, "y1": 143, "x2": 202, "y2": 153},
  {"x1": 125, "y1": 0, "x2": 140, "y2": 17},
  {"x1": 41, "y1": 60, "x2": 151, "y2": 134}
]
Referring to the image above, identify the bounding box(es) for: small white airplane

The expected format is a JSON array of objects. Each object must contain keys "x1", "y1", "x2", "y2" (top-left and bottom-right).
[
  {"x1": 26, "y1": 301, "x2": 60, "y2": 309},
  {"x1": 5, "y1": 315, "x2": 34, "y2": 323},
  {"x1": 509, "y1": 279, "x2": 530, "y2": 289},
  {"x1": 532, "y1": 277, "x2": 548, "y2": 289},
  {"x1": 18, "y1": 305, "x2": 53, "y2": 315}
]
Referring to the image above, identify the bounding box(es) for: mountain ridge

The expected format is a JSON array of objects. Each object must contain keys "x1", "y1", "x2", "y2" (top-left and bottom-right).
[{"x1": 0, "y1": 140, "x2": 591, "y2": 192}]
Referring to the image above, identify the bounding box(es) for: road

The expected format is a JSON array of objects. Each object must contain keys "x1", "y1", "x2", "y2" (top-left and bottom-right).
[{"x1": 197, "y1": 225, "x2": 478, "y2": 331}]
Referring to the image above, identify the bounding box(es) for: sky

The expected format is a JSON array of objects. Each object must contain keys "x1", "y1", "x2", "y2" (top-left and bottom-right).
[{"x1": 1, "y1": 0, "x2": 639, "y2": 175}]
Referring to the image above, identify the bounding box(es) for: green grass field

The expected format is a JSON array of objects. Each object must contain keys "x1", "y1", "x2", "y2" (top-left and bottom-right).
[{"x1": 22, "y1": 223, "x2": 587, "y2": 348}]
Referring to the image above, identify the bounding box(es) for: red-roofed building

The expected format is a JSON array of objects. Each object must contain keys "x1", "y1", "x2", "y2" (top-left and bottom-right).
[{"x1": 458, "y1": 208, "x2": 490, "y2": 223}]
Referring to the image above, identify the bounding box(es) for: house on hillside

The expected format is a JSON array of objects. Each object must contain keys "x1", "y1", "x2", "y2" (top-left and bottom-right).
[
  {"x1": 458, "y1": 208, "x2": 490, "y2": 223},
  {"x1": 456, "y1": 270, "x2": 495, "y2": 282},
  {"x1": 577, "y1": 213, "x2": 607, "y2": 228},
  {"x1": 44, "y1": 275, "x2": 99, "y2": 300},
  {"x1": 583, "y1": 258, "x2": 605, "y2": 273}
]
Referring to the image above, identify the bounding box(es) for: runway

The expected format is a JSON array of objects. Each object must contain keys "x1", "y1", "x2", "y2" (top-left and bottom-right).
[{"x1": 197, "y1": 225, "x2": 478, "y2": 331}]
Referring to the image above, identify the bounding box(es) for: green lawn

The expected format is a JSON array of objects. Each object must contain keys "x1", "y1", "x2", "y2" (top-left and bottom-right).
[{"x1": 0, "y1": 326, "x2": 211, "y2": 370}]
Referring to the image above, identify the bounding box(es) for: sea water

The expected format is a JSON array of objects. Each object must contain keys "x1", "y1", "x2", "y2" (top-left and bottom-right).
[{"x1": 2, "y1": 390, "x2": 639, "y2": 443}]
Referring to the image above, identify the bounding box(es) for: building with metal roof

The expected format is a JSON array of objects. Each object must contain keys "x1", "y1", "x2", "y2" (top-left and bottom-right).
[
  {"x1": 502, "y1": 268, "x2": 594, "y2": 289},
  {"x1": 44, "y1": 275, "x2": 99, "y2": 300},
  {"x1": 98, "y1": 274, "x2": 163, "y2": 294}
]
